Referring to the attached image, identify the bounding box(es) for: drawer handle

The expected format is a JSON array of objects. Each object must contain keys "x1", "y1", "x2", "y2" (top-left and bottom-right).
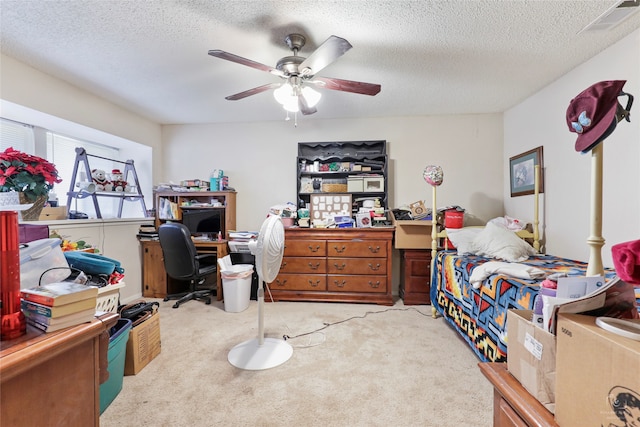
[
  {"x1": 308, "y1": 245, "x2": 321, "y2": 253},
  {"x1": 275, "y1": 279, "x2": 287, "y2": 286},
  {"x1": 368, "y1": 245, "x2": 381, "y2": 253},
  {"x1": 368, "y1": 280, "x2": 381, "y2": 289},
  {"x1": 333, "y1": 245, "x2": 346, "y2": 253},
  {"x1": 281, "y1": 261, "x2": 287, "y2": 268},
  {"x1": 368, "y1": 263, "x2": 381, "y2": 271},
  {"x1": 308, "y1": 262, "x2": 321, "y2": 270},
  {"x1": 334, "y1": 280, "x2": 347, "y2": 288},
  {"x1": 308, "y1": 279, "x2": 321, "y2": 287},
  {"x1": 333, "y1": 262, "x2": 346, "y2": 270}
]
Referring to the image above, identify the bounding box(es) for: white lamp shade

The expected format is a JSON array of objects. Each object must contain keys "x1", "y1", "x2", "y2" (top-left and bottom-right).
[
  {"x1": 273, "y1": 83, "x2": 293, "y2": 105},
  {"x1": 301, "y1": 86, "x2": 321, "y2": 108}
]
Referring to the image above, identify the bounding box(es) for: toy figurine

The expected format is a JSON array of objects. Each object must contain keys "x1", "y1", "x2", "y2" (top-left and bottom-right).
[
  {"x1": 91, "y1": 168, "x2": 113, "y2": 192},
  {"x1": 110, "y1": 169, "x2": 131, "y2": 192}
]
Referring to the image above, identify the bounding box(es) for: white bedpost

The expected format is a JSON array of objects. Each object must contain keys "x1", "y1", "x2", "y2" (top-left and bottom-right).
[
  {"x1": 431, "y1": 184, "x2": 438, "y2": 318},
  {"x1": 586, "y1": 144, "x2": 605, "y2": 276},
  {"x1": 533, "y1": 165, "x2": 540, "y2": 252}
]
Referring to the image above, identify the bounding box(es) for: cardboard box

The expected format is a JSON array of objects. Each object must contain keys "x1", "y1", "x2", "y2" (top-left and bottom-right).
[
  {"x1": 555, "y1": 313, "x2": 640, "y2": 426},
  {"x1": 39, "y1": 206, "x2": 67, "y2": 220},
  {"x1": 389, "y1": 210, "x2": 433, "y2": 249},
  {"x1": 507, "y1": 309, "x2": 556, "y2": 413},
  {"x1": 124, "y1": 310, "x2": 161, "y2": 375}
]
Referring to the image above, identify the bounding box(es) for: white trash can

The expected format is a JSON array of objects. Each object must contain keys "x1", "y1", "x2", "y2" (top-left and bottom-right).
[{"x1": 218, "y1": 256, "x2": 253, "y2": 313}]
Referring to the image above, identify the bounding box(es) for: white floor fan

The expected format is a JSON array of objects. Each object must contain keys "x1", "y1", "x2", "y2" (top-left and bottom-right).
[{"x1": 227, "y1": 215, "x2": 293, "y2": 370}]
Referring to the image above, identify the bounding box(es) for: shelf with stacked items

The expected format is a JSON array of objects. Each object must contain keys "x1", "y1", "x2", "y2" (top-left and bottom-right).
[
  {"x1": 152, "y1": 190, "x2": 236, "y2": 240},
  {"x1": 296, "y1": 140, "x2": 388, "y2": 221}
]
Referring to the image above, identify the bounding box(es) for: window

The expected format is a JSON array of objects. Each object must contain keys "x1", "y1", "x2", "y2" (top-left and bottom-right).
[{"x1": 0, "y1": 118, "x2": 35, "y2": 153}]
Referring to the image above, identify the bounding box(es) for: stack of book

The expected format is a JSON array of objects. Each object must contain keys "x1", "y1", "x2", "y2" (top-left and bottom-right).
[
  {"x1": 20, "y1": 282, "x2": 99, "y2": 333},
  {"x1": 137, "y1": 224, "x2": 159, "y2": 240}
]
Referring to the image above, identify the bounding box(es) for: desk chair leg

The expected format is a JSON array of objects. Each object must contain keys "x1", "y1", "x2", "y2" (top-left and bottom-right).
[{"x1": 164, "y1": 279, "x2": 213, "y2": 308}]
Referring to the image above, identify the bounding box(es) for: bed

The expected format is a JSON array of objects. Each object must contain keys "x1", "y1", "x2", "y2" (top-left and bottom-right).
[{"x1": 427, "y1": 165, "x2": 638, "y2": 362}]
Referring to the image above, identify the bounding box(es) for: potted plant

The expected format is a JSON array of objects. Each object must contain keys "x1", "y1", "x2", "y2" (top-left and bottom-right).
[{"x1": 0, "y1": 147, "x2": 62, "y2": 220}]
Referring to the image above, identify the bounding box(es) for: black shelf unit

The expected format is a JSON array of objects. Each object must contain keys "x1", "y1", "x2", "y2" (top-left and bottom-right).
[{"x1": 296, "y1": 140, "x2": 388, "y2": 214}]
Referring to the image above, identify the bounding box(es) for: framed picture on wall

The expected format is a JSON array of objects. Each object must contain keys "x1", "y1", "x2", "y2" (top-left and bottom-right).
[{"x1": 509, "y1": 146, "x2": 544, "y2": 197}]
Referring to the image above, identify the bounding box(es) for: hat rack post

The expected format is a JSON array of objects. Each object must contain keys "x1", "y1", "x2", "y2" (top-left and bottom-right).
[{"x1": 586, "y1": 143, "x2": 605, "y2": 277}]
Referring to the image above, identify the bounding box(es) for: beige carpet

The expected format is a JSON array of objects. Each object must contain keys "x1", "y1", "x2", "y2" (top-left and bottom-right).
[{"x1": 100, "y1": 297, "x2": 493, "y2": 427}]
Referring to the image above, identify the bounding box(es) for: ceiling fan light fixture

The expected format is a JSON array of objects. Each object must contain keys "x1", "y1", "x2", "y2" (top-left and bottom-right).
[
  {"x1": 302, "y1": 86, "x2": 322, "y2": 108},
  {"x1": 273, "y1": 82, "x2": 294, "y2": 105}
]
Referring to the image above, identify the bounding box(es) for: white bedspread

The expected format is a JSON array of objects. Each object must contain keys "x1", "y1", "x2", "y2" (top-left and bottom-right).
[{"x1": 469, "y1": 261, "x2": 546, "y2": 289}]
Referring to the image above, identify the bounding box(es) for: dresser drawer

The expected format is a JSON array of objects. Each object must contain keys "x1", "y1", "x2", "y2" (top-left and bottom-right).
[
  {"x1": 327, "y1": 257, "x2": 386, "y2": 275},
  {"x1": 272, "y1": 273, "x2": 327, "y2": 291},
  {"x1": 327, "y1": 275, "x2": 387, "y2": 293},
  {"x1": 284, "y1": 240, "x2": 327, "y2": 256},
  {"x1": 280, "y1": 257, "x2": 326, "y2": 273},
  {"x1": 327, "y1": 240, "x2": 387, "y2": 257}
]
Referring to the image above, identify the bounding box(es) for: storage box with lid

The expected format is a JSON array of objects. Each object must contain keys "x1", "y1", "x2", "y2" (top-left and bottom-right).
[
  {"x1": 19, "y1": 238, "x2": 70, "y2": 288},
  {"x1": 363, "y1": 176, "x2": 384, "y2": 192},
  {"x1": 347, "y1": 176, "x2": 364, "y2": 192}
]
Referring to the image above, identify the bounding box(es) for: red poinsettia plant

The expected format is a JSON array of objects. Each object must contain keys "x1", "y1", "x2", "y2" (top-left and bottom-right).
[{"x1": 0, "y1": 147, "x2": 62, "y2": 202}]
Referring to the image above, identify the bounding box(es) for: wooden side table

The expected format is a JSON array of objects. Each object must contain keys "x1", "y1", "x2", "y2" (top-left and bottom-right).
[
  {"x1": 1, "y1": 313, "x2": 118, "y2": 426},
  {"x1": 478, "y1": 362, "x2": 558, "y2": 427},
  {"x1": 399, "y1": 249, "x2": 432, "y2": 305}
]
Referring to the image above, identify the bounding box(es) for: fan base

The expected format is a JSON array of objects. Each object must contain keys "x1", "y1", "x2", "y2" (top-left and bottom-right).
[{"x1": 228, "y1": 337, "x2": 293, "y2": 370}]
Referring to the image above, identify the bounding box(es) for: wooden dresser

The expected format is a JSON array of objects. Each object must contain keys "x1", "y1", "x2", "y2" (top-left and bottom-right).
[
  {"x1": 479, "y1": 362, "x2": 558, "y2": 427},
  {"x1": 269, "y1": 227, "x2": 394, "y2": 305}
]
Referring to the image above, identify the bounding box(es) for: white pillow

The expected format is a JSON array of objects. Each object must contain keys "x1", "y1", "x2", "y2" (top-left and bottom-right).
[
  {"x1": 470, "y1": 222, "x2": 536, "y2": 262},
  {"x1": 446, "y1": 227, "x2": 483, "y2": 255}
]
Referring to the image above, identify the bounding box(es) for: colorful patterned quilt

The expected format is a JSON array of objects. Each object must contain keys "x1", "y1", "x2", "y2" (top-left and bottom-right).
[{"x1": 429, "y1": 251, "x2": 614, "y2": 363}]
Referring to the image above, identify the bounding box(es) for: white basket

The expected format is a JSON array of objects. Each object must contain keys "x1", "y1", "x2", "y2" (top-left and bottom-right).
[{"x1": 96, "y1": 281, "x2": 126, "y2": 313}]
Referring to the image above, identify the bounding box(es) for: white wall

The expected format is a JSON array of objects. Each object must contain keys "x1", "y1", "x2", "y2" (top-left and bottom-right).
[
  {"x1": 504, "y1": 29, "x2": 640, "y2": 267},
  {"x1": 162, "y1": 114, "x2": 504, "y2": 232}
]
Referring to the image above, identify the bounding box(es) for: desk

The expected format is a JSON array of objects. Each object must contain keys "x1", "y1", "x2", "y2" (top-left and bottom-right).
[
  {"x1": 194, "y1": 240, "x2": 229, "y2": 301},
  {"x1": 139, "y1": 239, "x2": 229, "y2": 301},
  {"x1": 0, "y1": 312, "x2": 118, "y2": 426},
  {"x1": 478, "y1": 362, "x2": 557, "y2": 427}
]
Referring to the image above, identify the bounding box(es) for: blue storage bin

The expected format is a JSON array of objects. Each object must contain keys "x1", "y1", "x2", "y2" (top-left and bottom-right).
[{"x1": 99, "y1": 318, "x2": 132, "y2": 414}]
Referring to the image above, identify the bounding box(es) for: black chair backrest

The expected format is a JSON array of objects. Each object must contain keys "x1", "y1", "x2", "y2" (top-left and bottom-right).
[{"x1": 158, "y1": 222, "x2": 199, "y2": 280}]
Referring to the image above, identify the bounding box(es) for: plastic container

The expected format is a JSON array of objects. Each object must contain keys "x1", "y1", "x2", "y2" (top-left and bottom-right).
[
  {"x1": 100, "y1": 318, "x2": 132, "y2": 414},
  {"x1": 444, "y1": 210, "x2": 464, "y2": 229},
  {"x1": 220, "y1": 264, "x2": 253, "y2": 313},
  {"x1": 19, "y1": 238, "x2": 70, "y2": 288}
]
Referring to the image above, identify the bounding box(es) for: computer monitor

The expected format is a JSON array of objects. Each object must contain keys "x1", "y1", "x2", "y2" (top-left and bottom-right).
[{"x1": 181, "y1": 208, "x2": 225, "y2": 238}]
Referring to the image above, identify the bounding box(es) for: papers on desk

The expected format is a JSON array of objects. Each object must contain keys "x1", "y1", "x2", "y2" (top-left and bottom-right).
[{"x1": 229, "y1": 231, "x2": 258, "y2": 241}]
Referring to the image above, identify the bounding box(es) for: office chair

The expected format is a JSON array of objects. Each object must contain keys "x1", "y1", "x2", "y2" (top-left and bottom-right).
[{"x1": 158, "y1": 222, "x2": 217, "y2": 308}]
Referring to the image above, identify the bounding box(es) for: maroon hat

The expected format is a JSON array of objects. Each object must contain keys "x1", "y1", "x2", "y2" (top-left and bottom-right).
[{"x1": 566, "y1": 80, "x2": 632, "y2": 153}]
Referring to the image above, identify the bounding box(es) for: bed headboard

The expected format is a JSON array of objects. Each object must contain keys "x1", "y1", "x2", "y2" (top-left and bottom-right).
[{"x1": 431, "y1": 164, "x2": 541, "y2": 261}]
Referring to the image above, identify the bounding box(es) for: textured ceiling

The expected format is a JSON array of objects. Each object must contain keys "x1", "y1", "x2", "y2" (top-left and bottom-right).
[{"x1": 1, "y1": 1, "x2": 639, "y2": 125}]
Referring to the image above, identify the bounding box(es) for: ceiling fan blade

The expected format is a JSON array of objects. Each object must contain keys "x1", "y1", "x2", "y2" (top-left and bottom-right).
[
  {"x1": 298, "y1": 35, "x2": 352, "y2": 77},
  {"x1": 225, "y1": 83, "x2": 281, "y2": 101},
  {"x1": 310, "y1": 76, "x2": 381, "y2": 96},
  {"x1": 208, "y1": 50, "x2": 284, "y2": 77},
  {"x1": 298, "y1": 94, "x2": 317, "y2": 116}
]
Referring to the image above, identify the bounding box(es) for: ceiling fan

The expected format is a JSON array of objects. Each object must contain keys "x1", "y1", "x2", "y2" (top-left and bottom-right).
[{"x1": 208, "y1": 34, "x2": 381, "y2": 115}]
